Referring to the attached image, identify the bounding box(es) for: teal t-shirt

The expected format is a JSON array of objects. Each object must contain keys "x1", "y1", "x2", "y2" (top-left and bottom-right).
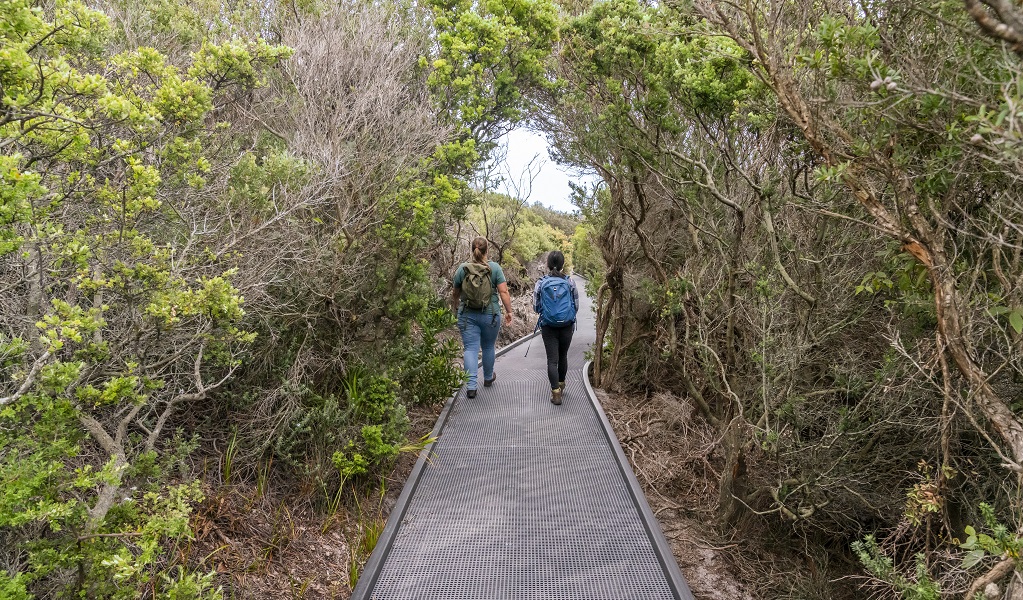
[{"x1": 454, "y1": 261, "x2": 506, "y2": 314}]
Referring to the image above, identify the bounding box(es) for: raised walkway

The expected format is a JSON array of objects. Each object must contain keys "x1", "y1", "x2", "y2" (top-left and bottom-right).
[{"x1": 352, "y1": 277, "x2": 694, "y2": 599}]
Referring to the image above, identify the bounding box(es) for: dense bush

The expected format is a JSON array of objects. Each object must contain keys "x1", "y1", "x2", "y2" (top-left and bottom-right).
[
  {"x1": 0, "y1": 0, "x2": 560, "y2": 595},
  {"x1": 538, "y1": 0, "x2": 1023, "y2": 595},
  {"x1": 569, "y1": 223, "x2": 601, "y2": 279}
]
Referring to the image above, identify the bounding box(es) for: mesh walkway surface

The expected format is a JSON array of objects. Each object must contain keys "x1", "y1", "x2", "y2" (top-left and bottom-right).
[{"x1": 352, "y1": 277, "x2": 694, "y2": 599}]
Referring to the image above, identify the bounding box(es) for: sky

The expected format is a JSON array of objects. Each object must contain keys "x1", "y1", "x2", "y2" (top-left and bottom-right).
[{"x1": 497, "y1": 127, "x2": 599, "y2": 213}]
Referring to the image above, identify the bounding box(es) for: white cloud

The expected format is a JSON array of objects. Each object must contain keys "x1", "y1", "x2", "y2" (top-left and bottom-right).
[{"x1": 497, "y1": 127, "x2": 599, "y2": 213}]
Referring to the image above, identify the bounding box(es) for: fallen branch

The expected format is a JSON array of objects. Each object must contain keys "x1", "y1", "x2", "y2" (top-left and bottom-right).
[{"x1": 967, "y1": 557, "x2": 1015, "y2": 599}]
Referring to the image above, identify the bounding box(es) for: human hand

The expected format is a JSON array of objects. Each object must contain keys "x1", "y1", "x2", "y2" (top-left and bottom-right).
[{"x1": 504, "y1": 312, "x2": 513, "y2": 326}]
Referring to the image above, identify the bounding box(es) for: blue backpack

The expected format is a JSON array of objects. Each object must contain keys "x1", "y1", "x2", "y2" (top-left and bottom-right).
[{"x1": 538, "y1": 276, "x2": 576, "y2": 327}]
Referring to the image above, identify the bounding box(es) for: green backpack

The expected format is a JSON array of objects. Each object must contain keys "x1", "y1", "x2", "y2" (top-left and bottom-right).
[{"x1": 461, "y1": 262, "x2": 493, "y2": 310}]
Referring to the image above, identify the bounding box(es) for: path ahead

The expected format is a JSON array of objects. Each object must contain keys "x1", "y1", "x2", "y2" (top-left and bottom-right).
[{"x1": 353, "y1": 277, "x2": 694, "y2": 599}]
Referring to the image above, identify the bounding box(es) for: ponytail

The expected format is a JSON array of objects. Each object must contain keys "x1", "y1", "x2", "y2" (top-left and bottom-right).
[
  {"x1": 546, "y1": 250, "x2": 566, "y2": 276},
  {"x1": 471, "y1": 236, "x2": 489, "y2": 264}
]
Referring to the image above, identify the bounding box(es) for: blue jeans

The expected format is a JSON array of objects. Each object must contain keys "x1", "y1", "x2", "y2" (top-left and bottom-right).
[{"x1": 458, "y1": 309, "x2": 501, "y2": 390}]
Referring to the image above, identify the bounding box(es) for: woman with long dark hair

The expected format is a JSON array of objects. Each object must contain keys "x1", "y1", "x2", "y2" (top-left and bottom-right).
[
  {"x1": 533, "y1": 251, "x2": 579, "y2": 405},
  {"x1": 452, "y1": 237, "x2": 513, "y2": 398}
]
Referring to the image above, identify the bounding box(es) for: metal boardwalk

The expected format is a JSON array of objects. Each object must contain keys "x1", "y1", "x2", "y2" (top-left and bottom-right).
[{"x1": 353, "y1": 277, "x2": 694, "y2": 600}]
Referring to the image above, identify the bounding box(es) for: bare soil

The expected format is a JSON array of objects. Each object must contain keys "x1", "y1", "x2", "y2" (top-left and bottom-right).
[
  {"x1": 594, "y1": 388, "x2": 756, "y2": 600},
  {"x1": 190, "y1": 401, "x2": 444, "y2": 599}
]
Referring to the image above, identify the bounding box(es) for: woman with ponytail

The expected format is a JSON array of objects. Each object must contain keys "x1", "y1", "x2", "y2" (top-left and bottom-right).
[
  {"x1": 533, "y1": 251, "x2": 579, "y2": 405},
  {"x1": 451, "y1": 237, "x2": 513, "y2": 398}
]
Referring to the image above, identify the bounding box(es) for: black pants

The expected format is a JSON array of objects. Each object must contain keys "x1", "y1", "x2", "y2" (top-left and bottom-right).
[{"x1": 540, "y1": 324, "x2": 574, "y2": 390}]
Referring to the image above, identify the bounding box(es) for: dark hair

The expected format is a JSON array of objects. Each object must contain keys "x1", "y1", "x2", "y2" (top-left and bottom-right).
[
  {"x1": 547, "y1": 250, "x2": 565, "y2": 275},
  {"x1": 471, "y1": 237, "x2": 489, "y2": 264}
]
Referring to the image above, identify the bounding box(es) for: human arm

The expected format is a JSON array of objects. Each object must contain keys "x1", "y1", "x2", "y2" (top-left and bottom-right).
[
  {"x1": 497, "y1": 282, "x2": 513, "y2": 325},
  {"x1": 451, "y1": 264, "x2": 464, "y2": 312}
]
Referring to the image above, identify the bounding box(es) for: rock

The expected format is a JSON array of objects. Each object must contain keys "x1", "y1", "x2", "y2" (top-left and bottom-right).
[{"x1": 984, "y1": 581, "x2": 1000, "y2": 599}]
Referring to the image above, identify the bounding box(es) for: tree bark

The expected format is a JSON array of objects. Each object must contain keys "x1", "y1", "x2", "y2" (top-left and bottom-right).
[{"x1": 718, "y1": 416, "x2": 748, "y2": 525}]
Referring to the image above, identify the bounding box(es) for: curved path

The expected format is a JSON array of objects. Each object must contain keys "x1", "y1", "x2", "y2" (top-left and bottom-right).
[{"x1": 352, "y1": 277, "x2": 694, "y2": 599}]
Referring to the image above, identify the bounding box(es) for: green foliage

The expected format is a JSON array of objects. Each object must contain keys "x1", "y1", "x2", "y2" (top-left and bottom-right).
[
  {"x1": 0, "y1": 571, "x2": 31, "y2": 600},
  {"x1": 388, "y1": 308, "x2": 465, "y2": 406},
  {"x1": 271, "y1": 385, "x2": 349, "y2": 472},
  {"x1": 512, "y1": 215, "x2": 567, "y2": 267},
  {"x1": 0, "y1": 417, "x2": 215, "y2": 598},
  {"x1": 158, "y1": 567, "x2": 223, "y2": 600},
  {"x1": 988, "y1": 304, "x2": 1023, "y2": 335},
  {"x1": 463, "y1": 192, "x2": 572, "y2": 276},
  {"x1": 903, "y1": 462, "x2": 946, "y2": 527},
  {"x1": 86, "y1": 483, "x2": 206, "y2": 594},
  {"x1": 331, "y1": 373, "x2": 408, "y2": 481},
  {"x1": 853, "y1": 536, "x2": 941, "y2": 600},
  {"x1": 0, "y1": 0, "x2": 576, "y2": 592},
  {"x1": 227, "y1": 150, "x2": 310, "y2": 211},
  {"x1": 271, "y1": 368, "x2": 412, "y2": 484},
  {"x1": 0, "y1": 397, "x2": 80, "y2": 528},
  {"x1": 426, "y1": 0, "x2": 559, "y2": 148},
  {"x1": 0, "y1": 0, "x2": 286, "y2": 595},
  {"x1": 530, "y1": 202, "x2": 580, "y2": 235},
  {"x1": 546, "y1": 0, "x2": 1023, "y2": 595},
  {"x1": 853, "y1": 248, "x2": 934, "y2": 328},
  {"x1": 959, "y1": 503, "x2": 1022, "y2": 569},
  {"x1": 0, "y1": 155, "x2": 43, "y2": 256},
  {"x1": 658, "y1": 276, "x2": 692, "y2": 318},
  {"x1": 569, "y1": 223, "x2": 601, "y2": 278},
  {"x1": 558, "y1": 0, "x2": 764, "y2": 146}
]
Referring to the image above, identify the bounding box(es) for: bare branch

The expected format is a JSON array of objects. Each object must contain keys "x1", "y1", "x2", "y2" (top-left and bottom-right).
[{"x1": 0, "y1": 351, "x2": 51, "y2": 406}]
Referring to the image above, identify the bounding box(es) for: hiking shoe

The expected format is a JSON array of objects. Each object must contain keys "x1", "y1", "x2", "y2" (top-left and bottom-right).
[
  {"x1": 466, "y1": 389, "x2": 477, "y2": 399},
  {"x1": 558, "y1": 380, "x2": 565, "y2": 391},
  {"x1": 551, "y1": 388, "x2": 562, "y2": 405},
  {"x1": 484, "y1": 373, "x2": 497, "y2": 387}
]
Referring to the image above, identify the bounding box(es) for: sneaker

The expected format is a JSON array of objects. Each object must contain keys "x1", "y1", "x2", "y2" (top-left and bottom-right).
[
  {"x1": 484, "y1": 373, "x2": 497, "y2": 387},
  {"x1": 466, "y1": 389, "x2": 477, "y2": 399},
  {"x1": 551, "y1": 388, "x2": 562, "y2": 405}
]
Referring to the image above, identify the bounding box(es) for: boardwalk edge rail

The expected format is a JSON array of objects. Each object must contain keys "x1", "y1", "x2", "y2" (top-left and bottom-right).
[
  {"x1": 582, "y1": 360, "x2": 696, "y2": 600},
  {"x1": 350, "y1": 328, "x2": 542, "y2": 599}
]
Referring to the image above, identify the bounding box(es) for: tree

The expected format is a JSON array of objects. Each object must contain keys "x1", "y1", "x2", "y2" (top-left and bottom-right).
[
  {"x1": 537, "y1": 0, "x2": 1023, "y2": 594},
  {"x1": 1, "y1": 0, "x2": 566, "y2": 594},
  {"x1": 0, "y1": 0, "x2": 288, "y2": 595}
]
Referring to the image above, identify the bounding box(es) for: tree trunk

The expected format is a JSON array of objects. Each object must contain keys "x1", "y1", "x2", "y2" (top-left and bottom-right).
[
  {"x1": 717, "y1": 416, "x2": 748, "y2": 525},
  {"x1": 705, "y1": 3, "x2": 1023, "y2": 469}
]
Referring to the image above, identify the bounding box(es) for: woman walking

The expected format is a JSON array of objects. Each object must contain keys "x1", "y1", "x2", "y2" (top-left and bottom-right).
[
  {"x1": 533, "y1": 251, "x2": 579, "y2": 405},
  {"x1": 452, "y1": 237, "x2": 513, "y2": 398}
]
